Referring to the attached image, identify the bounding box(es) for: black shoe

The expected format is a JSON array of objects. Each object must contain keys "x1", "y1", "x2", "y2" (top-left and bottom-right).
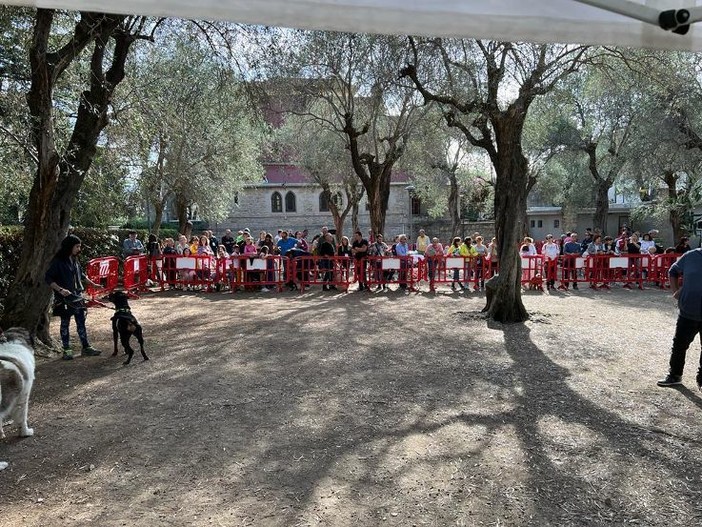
[
  {"x1": 657, "y1": 374, "x2": 683, "y2": 387},
  {"x1": 329, "y1": 285, "x2": 338, "y2": 290},
  {"x1": 697, "y1": 376, "x2": 702, "y2": 392},
  {"x1": 322, "y1": 285, "x2": 329, "y2": 291},
  {"x1": 572, "y1": 284, "x2": 578, "y2": 290},
  {"x1": 81, "y1": 346, "x2": 102, "y2": 357}
]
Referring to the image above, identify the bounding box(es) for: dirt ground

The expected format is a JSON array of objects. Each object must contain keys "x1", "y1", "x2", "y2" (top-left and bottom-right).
[{"x1": 1, "y1": 284, "x2": 702, "y2": 526}]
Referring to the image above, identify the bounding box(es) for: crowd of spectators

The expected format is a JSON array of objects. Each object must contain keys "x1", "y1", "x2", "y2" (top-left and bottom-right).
[{"x1": 119, "y1": 224, "x2": 689, "y2": 292}]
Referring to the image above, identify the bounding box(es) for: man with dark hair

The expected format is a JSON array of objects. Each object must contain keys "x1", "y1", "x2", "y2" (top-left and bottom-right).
[
  {"x1": 221, "y1": 229, "x2": 236, "y2": 255},
  {"x1": 45, "y1": 235, "x2": 102, "y2": 360},
  {"x1": 351, "y1": 230, "x2": 369, "y2": 291},
  {"x1": 318, "y1": 232, "x2": 337, "y2": 291}
]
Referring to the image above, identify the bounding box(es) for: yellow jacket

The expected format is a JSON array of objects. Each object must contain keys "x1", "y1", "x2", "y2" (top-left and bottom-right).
[
  {"x1": 459, "y1": 243, "x2": 478, "y2": 257},
  {"x1": 446, "y1": 244, "x2": 468, "y2": 257}
]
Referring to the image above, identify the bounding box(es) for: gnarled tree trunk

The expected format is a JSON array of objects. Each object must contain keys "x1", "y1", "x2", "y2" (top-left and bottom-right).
[
  {"x1": 0, "y1": 11, "x2": 135, "y2": 344},
  {"x1": 487, "y1": 114, "x2": 529, "y2": 323}
]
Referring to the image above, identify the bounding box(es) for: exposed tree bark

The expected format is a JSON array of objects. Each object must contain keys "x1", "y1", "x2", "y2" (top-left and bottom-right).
[
  {"x1": 323, "y1": 183, "x2": 364, "y2": 244},
  {"x1": 175, "y1": 196, "x2": 189, "y2": 235},
  {"x1": 351, "y1": 202, "x2": 360, "y2": 234},
  {"x1": 0, "y1": 11, "x2": 140, "y2": 343},
  {"x1": 402, "y1": 39, "x2": 588, "y2": 322},
  {"x1": 488, "y1": 112, "x2": 530, "y2": 323},
  {"x1": 147, "y1": 134, "x2": 170, "y2": 236},
  {"x1": 152, "y1": 202, "x2": 164, "y2": 236},
  {"x1": 593, "y1": 179, "x2": 610, "y2": 234},
  {"x1": 1, "y1": 12, "x2": 159, "y2": 340},
  {"x1": 582, "y1": 140, "x2": 622, "y2": 235},
  {"x1": 662, "y1": 170, "x2": 686, "y2": 243},
  {"x1": 343, "y1": 112, "x2": 402, "y2": 236}
]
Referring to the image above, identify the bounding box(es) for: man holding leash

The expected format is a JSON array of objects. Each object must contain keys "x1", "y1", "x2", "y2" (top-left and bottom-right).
[
  {"x1": 657, "y1": 246, "x2": 702, "y2": 390},
  {"x1": 45, "y1": 235, "x2": 102, "y2": 360}
]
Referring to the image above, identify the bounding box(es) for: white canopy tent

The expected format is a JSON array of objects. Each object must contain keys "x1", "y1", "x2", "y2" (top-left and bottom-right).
[{"x1": 4, "y1": 0, "x2": 702, "y2": 51}]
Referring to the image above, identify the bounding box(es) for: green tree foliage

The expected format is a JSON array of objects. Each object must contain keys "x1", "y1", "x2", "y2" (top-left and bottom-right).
[
  {"x1": 112, "y1": 28, "x2": 264, "y2": 234},
  {"x1": 255, "y1": 30, "x2": 429, "y2": 236},
  {"x1": 0, "y1": 7, "x2": 34, "y2": 225},
  {"x1": 277, "y1": 108, "x2": 364, "y2": 242},
  {"x1": 402, "y1": 39, "x2": 591, "y2": 322},
  {"x1": 624, "y1": 51, "x2": 702, "y2": 241}
]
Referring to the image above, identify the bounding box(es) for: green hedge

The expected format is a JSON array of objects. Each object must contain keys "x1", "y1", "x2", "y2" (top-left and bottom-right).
[{"x1": 0, "y1": 226, "x2": 181, "y2": 302}]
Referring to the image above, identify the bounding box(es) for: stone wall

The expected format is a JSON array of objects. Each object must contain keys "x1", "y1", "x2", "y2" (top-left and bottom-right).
[{"x1": 213, "y1": 183, "x2": 414, "y2": 240}]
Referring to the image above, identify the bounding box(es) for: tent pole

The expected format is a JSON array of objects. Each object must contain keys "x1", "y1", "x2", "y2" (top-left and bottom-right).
[{"x1": 574, "y1": 0, "x2": 702, "y2": 33}]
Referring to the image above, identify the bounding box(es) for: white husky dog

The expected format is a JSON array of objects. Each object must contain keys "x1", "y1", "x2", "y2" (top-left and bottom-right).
[{"x1": 0, "y1": 328, "x2": 35, "y2": 470}]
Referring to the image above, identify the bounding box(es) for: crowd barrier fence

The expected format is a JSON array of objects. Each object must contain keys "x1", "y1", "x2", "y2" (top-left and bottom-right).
[
  {"x1": 85, "y1": 252, "x2": 684, "y2": 298},
  {"x1": 85, "y1": 256, "x2": 120, "y2": 305},
  {"x1": 123, "y1": 255, "x2": 149, "y2": 296}
]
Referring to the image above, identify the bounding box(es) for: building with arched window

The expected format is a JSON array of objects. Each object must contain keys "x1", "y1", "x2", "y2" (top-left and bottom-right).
[
  {"x1": 285, "y1": 191, "x2": 296, "y2": 212},
  {"x1": 218, "y1": 163, "x2": 421, "y2": 238},
  {"x1": 271, "y1": 192, "x2": 283, "y2": 213}
]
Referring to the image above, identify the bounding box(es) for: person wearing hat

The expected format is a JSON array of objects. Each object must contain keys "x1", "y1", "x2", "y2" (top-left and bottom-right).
[
  {"x1": 122, "y1": 230, "x2": 144, "y2": 258},
  {"x1": 45, "y1": 235, "x2": 102, "y2": 360}
]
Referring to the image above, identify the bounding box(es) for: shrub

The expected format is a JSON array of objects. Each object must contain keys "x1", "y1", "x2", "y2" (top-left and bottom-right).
[{"x1": 0, "y1": 227, "x2": 181, "y2": 302}]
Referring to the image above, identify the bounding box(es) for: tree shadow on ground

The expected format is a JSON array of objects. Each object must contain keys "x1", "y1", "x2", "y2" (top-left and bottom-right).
[{"x1": 3, "y1": 294, "x2": 702, "y2": 526}]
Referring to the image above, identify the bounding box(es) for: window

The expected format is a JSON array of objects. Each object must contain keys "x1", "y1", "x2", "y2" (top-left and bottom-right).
[
  {"x1": 411, "y1": 196, "x2": 421, "y2": 215},
  {"x1": 319, "y1": 191, "x2": 342, "y2": 212},
  {"x1": 537, "y1": 220, "x2": 543, "y2": 228},
  {"x1": 285, "y1": 191, "x2": 296, "y2": 212},
  {"x1": 271, "y1": 192, "x2": 282, "y2": 213},
  {"x1": 530, "y1": 220, "x2": 535, "y2": 228},
  {"x1": 554, "y1": 219, "x2": 560, "y2": 229}
]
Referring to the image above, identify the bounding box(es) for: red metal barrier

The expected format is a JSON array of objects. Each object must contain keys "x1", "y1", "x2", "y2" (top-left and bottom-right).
[
  {"x1": 558, "y1": 254, "x2": 586, "y2": 290},
  {"x1": 123, "y1": 255, "x2": 149, "y2": 296},
  {"x1": 85, "y1": 256, "x2": 119, "y2": 305},
  {"x1": 648, "y1": 253, "x2": 681, "y2": 288},
  {"x1": 227, "y1": 254, "x2": 287, "y2": 292},
  {"x1": 359, "y1": 255, "x2": 419, "y2": 291},
  {"x1": 289, "y1": 256, "x2": 352, "y2": 292},
  {"x1": 520, "y1": 255, "x2": 545, "y2": 288},
  {"x1": 418, "y1": 256, "x2": 487, "y2": 292},
  {"x1": 148, "y1": 255, "x2": 164, "y2": 285},
  {"x1": 156, "y1": 254, "x2": 216, "y2": 291}
]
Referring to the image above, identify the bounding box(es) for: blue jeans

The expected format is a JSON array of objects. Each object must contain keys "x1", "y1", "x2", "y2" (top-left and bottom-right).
[
  {"x1": 60, "y1": 309, "x2": 90, "y2": 349},
  {"x1": 668, "y1": 315, "x2": 702, "y2": 377}
]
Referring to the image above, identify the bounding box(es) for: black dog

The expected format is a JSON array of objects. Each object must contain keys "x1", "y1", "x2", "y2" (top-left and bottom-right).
[{"x1": 108, "y1": 291, "x2": 148, "y2": 365}]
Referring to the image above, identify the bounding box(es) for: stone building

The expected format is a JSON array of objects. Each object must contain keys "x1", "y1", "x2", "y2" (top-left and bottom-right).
[{"x1": 218, "y1": 163, "x2": 419, "y2": 240}]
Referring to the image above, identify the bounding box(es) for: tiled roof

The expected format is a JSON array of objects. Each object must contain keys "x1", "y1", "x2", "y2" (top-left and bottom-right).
[{"x1": 265, "y1": 164, "x2": 314, "y2": 184}]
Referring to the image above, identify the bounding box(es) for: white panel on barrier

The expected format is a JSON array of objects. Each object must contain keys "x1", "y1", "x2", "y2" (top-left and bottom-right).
[
  {"x1": 176, "y1": 257, "x2": 197, "y2": 270},
  {"x1": 133, "y1": 259, "x2": 140, "y2": 272},
  {"x1": 445, "y1": 257, "x2": 464, "y2": 269},
  {"x1": 575, "y1": 257, "x2": 585, "y2": 268},
  {"x1": 521, "y1": 258, "x2": 530, "y2": 268},
  {"x1": 382, "y1": 258, "x2": 402, "y2": 270},
  {"x1": 609, "y1": 257, "x2": 629, "y2": 268},
  {"x1": 247, "y1": 258, "x2": 267, "y2": 271},
  {"x1": 99, "y1": 260, "x2": 110, "y2": 276}
]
